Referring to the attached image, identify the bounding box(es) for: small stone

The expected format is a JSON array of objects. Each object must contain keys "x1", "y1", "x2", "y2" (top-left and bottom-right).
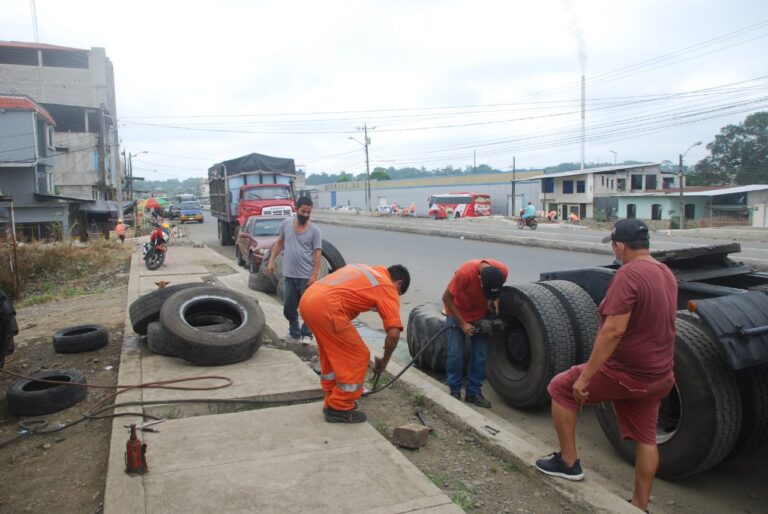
[
  {"x1": 41, "y1": 443, "x2": 51, "y2": 449},
  {"x1": 92, "y1": 358, "x2": 100, "y2": 363},
  {"x1": 463, "y1": 436, "x2": 475, "y2": 443},
  {"x1": 534, "y1": 491, "x2": 542, "y2": 497},
  {"x1": 392, "y1": 423, "x2": 430, "y2": 449},
  {"x1": 54, "y1": 438, "x2": 65, "y2": 443}
]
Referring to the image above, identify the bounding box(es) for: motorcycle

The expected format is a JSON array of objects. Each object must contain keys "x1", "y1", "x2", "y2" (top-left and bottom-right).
[
  {"x1": 517, "y1": 209, "x2": 538, "y2": 230},
  {"x1": 143, "y1": 224, "x2": 168, "y2": 270}
]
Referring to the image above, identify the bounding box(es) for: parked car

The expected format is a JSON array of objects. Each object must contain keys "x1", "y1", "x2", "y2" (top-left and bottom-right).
[
  {"x1": 166, "y1": 204, "x2": 181, "y2": 220},
  {"x1": 376, "y1": 205, "x2": 392, "y2": 215},
  {"x1": 235, "y1": 215, "x2": 287, "y2": 273},
  {"x1": 179, "y1": 201, "x2": 204, "y2": 223}
]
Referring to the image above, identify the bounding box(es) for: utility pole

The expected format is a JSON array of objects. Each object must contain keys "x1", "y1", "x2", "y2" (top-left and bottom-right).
[
  {"x1": 363, "y1": 124, "x2": 371, "y2": 212},
  {"x1": 473, "y1": 150, "x2": 477, "y2": 174},
  {"x1": 511, "y1": 156, "x2": 516, "y2": 216}
]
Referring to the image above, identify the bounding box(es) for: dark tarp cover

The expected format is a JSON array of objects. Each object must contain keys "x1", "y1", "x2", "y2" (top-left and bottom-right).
[{"x1": 209, "y1": 153, "x2": 296, "y2": 177}]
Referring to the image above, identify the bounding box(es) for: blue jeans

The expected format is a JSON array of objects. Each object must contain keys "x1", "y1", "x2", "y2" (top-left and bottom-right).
[
  {"x1": 283, "y1": 277, "x2": 312, "y2": 338},
  {"x1": 445, "y1": 316, "x2": 488, "y2": 397}
]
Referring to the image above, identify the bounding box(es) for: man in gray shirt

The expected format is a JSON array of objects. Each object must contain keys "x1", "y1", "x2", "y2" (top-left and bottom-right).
[{"x1": 267, "y1": 196, "x2": 322, "y2": 340}]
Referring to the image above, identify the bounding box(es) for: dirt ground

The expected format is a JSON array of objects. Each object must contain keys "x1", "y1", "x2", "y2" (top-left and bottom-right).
[
  {"x1": 0, "y1": 267, "x2": 129, "y2": 514},
  {"x1": 0, "y1": 251, "x2": 577, "y2": 513}
]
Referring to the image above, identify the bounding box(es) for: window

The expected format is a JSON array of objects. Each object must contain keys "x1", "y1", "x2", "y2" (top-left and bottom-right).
[
  {"x1": 645, "y1": 175, "x2": 657, "y2": 190},
  {"x1": 610, "y1": 179, "x2": 614, "y2": 189},
  {"x1": 601, "y1": 176, "x2": 605, "y2": 186},
  {"x1": 652, "y1": 204, "x2": 662, "y2": 220},
  {"x1": 576, "y1": 180, "x2": 585, "y2": 193},
  {"x1": 663, "y1": 177, "x2": 674, "y2": 189},
  {"x1": 542, "y1": 177, "x2": 554, "y2": 193},
  {"x1": 684, "y1": 204, "x2": 696, "y2": 220},
  {"x1": 626, "y1": 204, "x2": 636, "y2": 219},
  {"x1": 47, "y1": 126, "x2": 55, "y2": 150},
  {"x1": 616, "y1": 179, "x2": 625, "y2": 191},
  {"x1": 563, "y1": 180, "x2": 574, "y2": 194},
  {"x1": 631, "y1": 175, "x2": 643, "y2": 190}
]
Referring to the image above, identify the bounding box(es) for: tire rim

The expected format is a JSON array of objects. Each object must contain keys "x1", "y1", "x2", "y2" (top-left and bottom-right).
[
  {"x1": 656, "y1": 383, "x2": 682, "y2": 444},
  {"x1": 179, "y1": 295, "x2": 247, "y2": 330},
  {"x1": 502, "y1": 327, "x2": 532, "y2": 374}
]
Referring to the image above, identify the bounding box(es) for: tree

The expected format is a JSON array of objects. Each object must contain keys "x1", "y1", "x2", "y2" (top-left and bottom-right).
[
  {"x1": 693, "y1": 111, "x2": 768, "y2": 185},
  {"x1": 370, "y1": 170, "x2": 391, "y2": 180},
  {"x1": 336, "y1": 172, "x2": 352, "y2": 183}
]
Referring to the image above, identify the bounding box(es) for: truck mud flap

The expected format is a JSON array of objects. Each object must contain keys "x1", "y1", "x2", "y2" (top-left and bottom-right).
[{"x1": 693, "y1": 291, "x2": 768, "y2": 369}]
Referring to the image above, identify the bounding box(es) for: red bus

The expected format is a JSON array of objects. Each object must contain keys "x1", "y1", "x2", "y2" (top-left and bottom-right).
[{"x1": 427, "y1": 193, "x2": 492, "y2": 220}]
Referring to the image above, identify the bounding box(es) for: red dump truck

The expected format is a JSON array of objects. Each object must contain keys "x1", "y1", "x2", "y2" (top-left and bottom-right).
[{"x1": 208, "y1": 152, "x2": 297, "y2": 246}]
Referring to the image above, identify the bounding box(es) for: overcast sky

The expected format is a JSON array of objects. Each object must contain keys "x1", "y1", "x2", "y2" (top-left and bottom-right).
[{"x1": 2, "y1": 0, "x2": 767, "y2": 181}]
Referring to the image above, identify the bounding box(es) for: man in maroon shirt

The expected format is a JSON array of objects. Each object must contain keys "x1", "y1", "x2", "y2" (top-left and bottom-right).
[{"x1": 536, "y1": 219, "x2": 677, "y2": 513}]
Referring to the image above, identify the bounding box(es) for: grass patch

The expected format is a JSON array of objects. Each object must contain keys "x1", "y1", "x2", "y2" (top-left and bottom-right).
[
  {"x1": 371, "y1": 420, "x2": 390, "y2": 435},
  {"x1": 411, "y1": 393, "x2": 425, "y2": 407},
  {"x1": 503, "y1": 460, "x2": 519, "y2": 473},
  {"x1": 0, "y1": 239, "x2": 131, "y2": 305},
  {"x1": 451, "y1": 482, "x2": 477, "y2": 510},
  {"x1": 428, "y1": 471, "x2": 449, "y2": 487}
]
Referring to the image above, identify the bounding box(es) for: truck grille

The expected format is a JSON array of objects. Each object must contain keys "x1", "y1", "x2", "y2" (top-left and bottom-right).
[{"x1": 262, "y1": 206, "x2": 293, "y2": 216}]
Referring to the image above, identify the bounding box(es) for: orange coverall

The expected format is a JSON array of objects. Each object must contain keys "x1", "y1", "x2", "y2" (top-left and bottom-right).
[{"x1": 299, "y1": 264, "x2": 402, "y2": 411}]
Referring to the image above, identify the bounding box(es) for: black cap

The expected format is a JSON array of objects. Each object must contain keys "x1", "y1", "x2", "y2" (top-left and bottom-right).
[
  {"x1": 480, "y1": 265, "x2": 504, "y2": 300},
  {"x1": 602, "y1": 219, "x2": 650, "y2": 243}
]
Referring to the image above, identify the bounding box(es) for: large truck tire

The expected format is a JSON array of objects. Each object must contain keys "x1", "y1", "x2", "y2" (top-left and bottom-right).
[
  {"x1": 218, "y1": 220, "x2": 233, "y2": 246},
  {"x1": 147, "y1": 315, "x2": 237, "y2": 357},
  {"x1": 248, "y1": 271, "x2": 275, "y2": 293},
  {"x1": 487, "y1": 284, "x2": 577, "y2": 408},
  {"x1": 271, "y1": 239, "x2": 346, "y2": 304},
  {"x1": 538, "y1": 280, "x2": 599, "y2": 363},
  {"x1": 6, "y1": 369, "x2": 87, "y2": 416},
  {"x1": 321, "y1": 240, "x2": 346, "y2": 273},
  {"x1": 159, "y1": 288, "x2": 265, "y2": 366},
  {"x1": 677, "y1": 312, "x2": 768, "y2": 457},
  {"x1": 53, "y1": 324, "x2": 109, "y2": 354},
  {"x1": 595, "y1": 316, "x2": 742, "y2": 479},
  {"x1": 407, "y1": 303, "x2": 451, "y2": 373},
  {"x1": 129, "y1": 283, "x2": 213, "y2": 335}
]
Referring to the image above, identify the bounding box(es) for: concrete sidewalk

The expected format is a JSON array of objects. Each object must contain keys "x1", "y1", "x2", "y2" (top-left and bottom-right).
[{"x1": 102, "y1": 237, "x2": 640, "y2": 514}]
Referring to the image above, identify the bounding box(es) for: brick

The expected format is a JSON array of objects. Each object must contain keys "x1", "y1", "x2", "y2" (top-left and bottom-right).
[{"x1": 392, "y1": 423, "x2": 430, "y2": 449}]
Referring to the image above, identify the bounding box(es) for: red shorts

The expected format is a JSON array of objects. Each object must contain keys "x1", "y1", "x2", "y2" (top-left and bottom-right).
[{"x1": 548, "y1": 364, "x2": 674, "y2": 445}]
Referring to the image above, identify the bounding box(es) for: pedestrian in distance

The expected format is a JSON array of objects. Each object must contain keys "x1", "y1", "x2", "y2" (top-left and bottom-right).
[
  {"x1": 535, "y1": 219, "x2": 676, "y2": 514},
  {"x1": 116, "y1": 220, "x2": 126, "y2": 242},
  {"x1": 443, "y1": 259, "x2": 508, "y2": 408},
  {"x1": 299, "y1": 263, "x2": 410, "y2": 423},
  {"x1": 267, "y1": 196, "x2": 322, "y2": 340}
]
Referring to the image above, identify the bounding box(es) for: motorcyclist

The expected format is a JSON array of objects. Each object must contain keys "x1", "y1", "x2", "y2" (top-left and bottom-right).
[{"x1": 521, "y1": 202, "x2": 536, "y2": 227}]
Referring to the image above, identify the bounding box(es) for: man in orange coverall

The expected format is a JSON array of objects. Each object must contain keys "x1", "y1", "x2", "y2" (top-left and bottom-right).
[{"x1": 299, "y1": 263, "x2": 411, "y2": 423}]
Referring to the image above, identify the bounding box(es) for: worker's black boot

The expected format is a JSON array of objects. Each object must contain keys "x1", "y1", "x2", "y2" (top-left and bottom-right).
[{"x1": 324, "y1": 406, "x2": 367, "y2": 423}]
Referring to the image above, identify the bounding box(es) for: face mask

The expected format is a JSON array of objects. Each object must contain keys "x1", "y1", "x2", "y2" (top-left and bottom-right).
[{"x1": 296, "y1": 214, "x2": 309, "y2": 225}]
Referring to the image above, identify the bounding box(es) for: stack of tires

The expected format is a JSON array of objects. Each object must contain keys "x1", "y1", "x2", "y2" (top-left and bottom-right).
[
  {"x1": 129, "y1": 283, "x2": 266, "y2": 366},
  {"x1": 248, "y1": 240, "x2": 346, "y2": 302}
]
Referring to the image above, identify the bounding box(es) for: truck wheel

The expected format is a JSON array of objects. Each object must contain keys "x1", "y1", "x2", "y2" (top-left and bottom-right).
[
  {"x1": 677, "y1": 312, "x2": 768, "y2": 457},
  {"x1": 147, "y1": 316, "x2": 237, "y2": 356},
  {"x1": 407, "y1": 304, "x2": 448, "y2": 373},
  {"x1": 129, "y1": 283, "x2": 213, "y2": 335},
  {"x1": 487, "y1": 284, "x2": 576, "y2": 407},
  {"x1": 248, "y1": 271, "x2": 275, "y2": 293},
  {"x1": 160, "y1": 288, "x2": 265, "y2": 366},
  {"x1": 595, "y1": 316, "x2": 741, "y2": 479},
  {"x1": 321, "y1": 240, "x2": 346, "y2": 274},
  {"x1": 6, "y1": 369, "x2": 87, "y2": 416},
  {"x1": 218, "y1": 220, "x2": 233, "y2": 246},
  {"x1": 538, "y1": 280, "x2": 599, "y2": 363},
  {"x1": 53, "y1": 324, "x2": 109, "y2": 354}
]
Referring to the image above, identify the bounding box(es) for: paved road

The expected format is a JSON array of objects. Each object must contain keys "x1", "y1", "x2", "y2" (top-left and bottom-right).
[{"x1": 188, "y1": 212, "x2": 767, "y2": 514}]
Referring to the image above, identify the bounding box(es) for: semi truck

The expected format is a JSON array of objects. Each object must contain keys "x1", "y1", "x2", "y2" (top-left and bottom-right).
[
  {"x1": 208, "y1": 152, "x2": 297, "y2": 246},
  {"x1": 408, "y1": 243, "x2": 768, "y2": 479}
]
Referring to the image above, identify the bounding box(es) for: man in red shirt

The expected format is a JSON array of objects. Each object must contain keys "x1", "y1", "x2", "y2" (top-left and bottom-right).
[
  {"x1": 299, "y1": 263, "x2": 410, "y2": 423},
  {"x1": 536, "y1": 219, "x2": 677, "y2": 513},
  {"x1": 443, "y1": 259, "x2": 508, "y2": 408}
]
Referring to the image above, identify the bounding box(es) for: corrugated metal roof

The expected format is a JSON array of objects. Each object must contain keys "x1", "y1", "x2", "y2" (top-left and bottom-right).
[
  {"x1": 0, "y1": 95, "x2": 56, "y2": 125},
  {"x1": 619, "y1": 184, "x2": 768, "y2": 197},
  {"x1": 0, "y1": 40, "x2": 88, "y2": 53},
  {"x1": 522, "y1": 163, "x2": 658, "y2": 181}
]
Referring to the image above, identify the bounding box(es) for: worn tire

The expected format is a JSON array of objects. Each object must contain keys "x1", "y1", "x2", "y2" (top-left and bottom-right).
[
  {"x1": 129, "y1": 283, "x2": 212, "y2": 335},
  {"x1": 538, "y1": 280, "x2": 599, "y2": 363},
  {"x1": 676, "y1": 312, "x2": 768, "y2": 457},
  {"x1": 276, "y1": 276, "x2": 286, "y2": 303},
  {"x1": 6, "y1": 369, "x2": 87, "y2": 416},
  {"x1": 320, "y1": 240, "x2": 346, "y2": 273},
  {"x1": 145, "y1": 249, "x2": 165, "y2": 271},
  {"x1": 487, "y1": 284, "x2": 577, "y2": 407},
  {"x1": 53, "y1": 324, "x2": 109, "y2": 354},
  {"x1": 248, "y1": 271, "x2": 275, "y2": 293},
  {"x1": 147, "y1": 315, "x2": 236, "y2": 356},
  {"x1": 235, "y1": 246, "x2": 246, "y2": 267},
  {"x1": 159, "y1": 288, "x2": 266, "y2": 366},
  {"x1": 595, "y1": 316, "x2": 742, "y2": 479},
  {"x1": 407, "y1": 303, "x2": 452, "y2": 373}
]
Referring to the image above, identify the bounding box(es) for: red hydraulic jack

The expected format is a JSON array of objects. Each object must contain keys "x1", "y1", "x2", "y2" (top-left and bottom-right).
[{"x1": 125, "y1": 424, "x2": 148, "y2": 475}]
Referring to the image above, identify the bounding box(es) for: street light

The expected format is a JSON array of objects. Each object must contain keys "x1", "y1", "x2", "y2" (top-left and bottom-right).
[
  {"x1": 678, "y1": 141, "x2": 702, "y2": 229},
  {"x1": 348, "y1": 136, "x2": 371, "y2": 212},
  {"x1": 609, "y1": 150, "x2": 617, "y2": 165}
]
